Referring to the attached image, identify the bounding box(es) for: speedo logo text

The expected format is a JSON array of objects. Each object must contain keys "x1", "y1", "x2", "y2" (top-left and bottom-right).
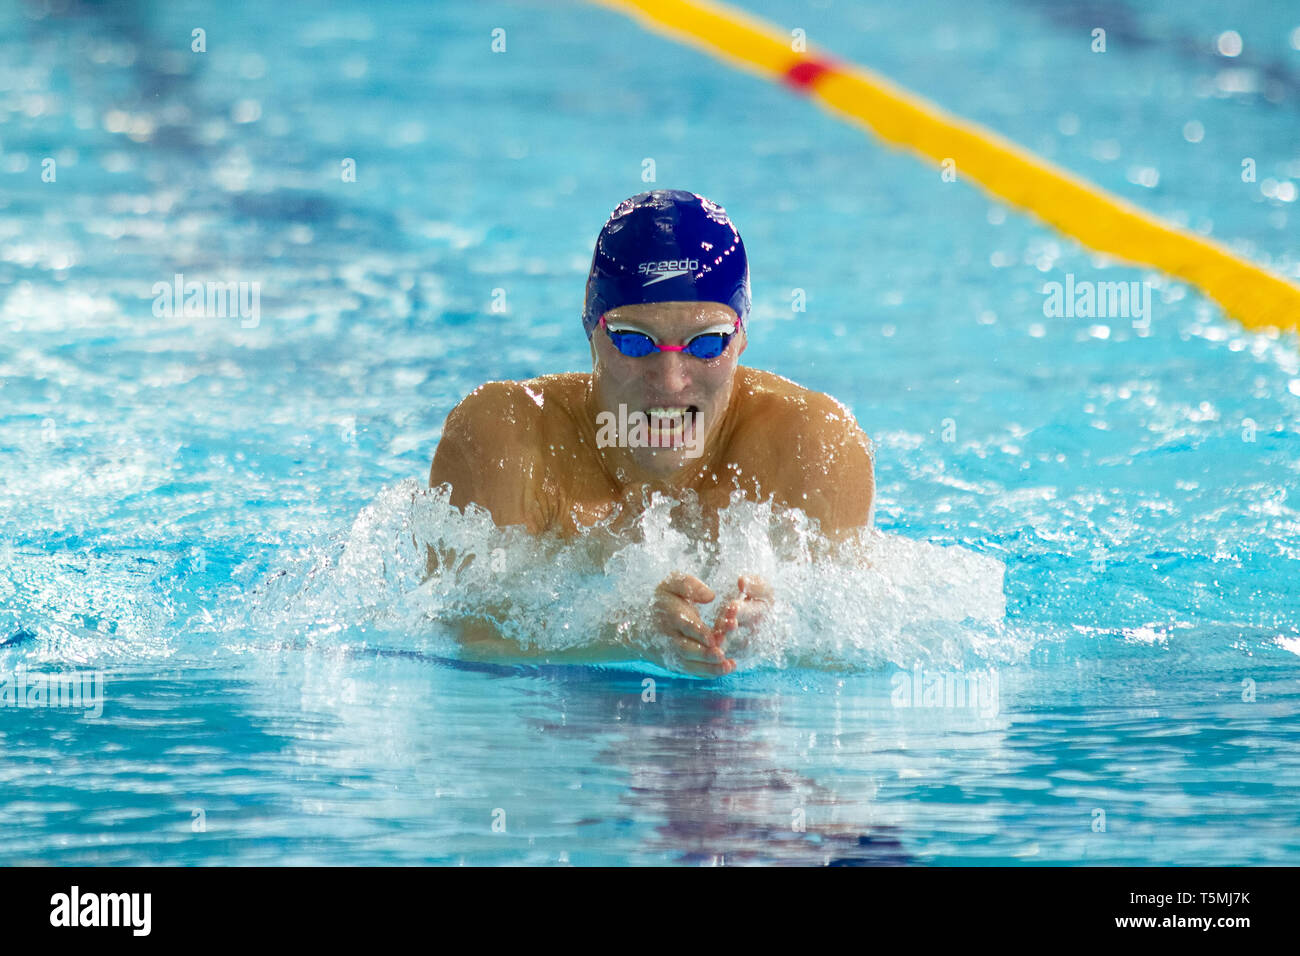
[{"x1": 638, "y1": 259, "x2": 699, "y2": 286}]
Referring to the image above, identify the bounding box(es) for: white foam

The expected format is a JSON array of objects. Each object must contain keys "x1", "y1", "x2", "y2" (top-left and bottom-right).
[{"x1": 241, "y1": 479, "x2": 1010, "y2": 673}]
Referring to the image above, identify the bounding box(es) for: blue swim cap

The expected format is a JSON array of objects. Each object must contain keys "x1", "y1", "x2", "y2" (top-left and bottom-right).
[{"x1": 583, "y1": 189, "x2": 750, "y2": 339}]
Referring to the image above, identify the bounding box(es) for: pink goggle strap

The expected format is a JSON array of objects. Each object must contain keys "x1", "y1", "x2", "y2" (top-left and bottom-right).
[{"x1": 598, "y1": 313, "x2": 739, "y2": 350}]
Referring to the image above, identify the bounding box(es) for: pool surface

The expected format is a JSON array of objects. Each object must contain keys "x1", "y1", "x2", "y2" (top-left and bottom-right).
[{"x1": 1, "y1": 0, "x2": 1298, "y2": 865}]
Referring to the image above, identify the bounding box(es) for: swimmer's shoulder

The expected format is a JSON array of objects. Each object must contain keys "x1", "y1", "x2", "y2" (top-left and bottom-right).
[
  {"x1": 430, "y1": 379, "x2": 552, "y2": 530},
  {"x1": 728, "y1": 367, "x2": 876, "y2": 537},
  {"x1": 517, "y1": 372, "x2": 590, "y2": 410},
  {"x1": 440, "y1": 379, "x2": 548, "y2": 444},
  {"x1": 732, "y1": 366, "x2": 872, "y2": 451},
  {"x1": 514, "y1": 372, "x2": 595, "y2": 436}
]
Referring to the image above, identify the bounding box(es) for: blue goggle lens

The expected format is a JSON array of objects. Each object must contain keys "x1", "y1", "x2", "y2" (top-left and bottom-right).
[
  {"x1": 608, "y1": 331, "x2": 659, "y2": 358},
  {"x1": 684, "y1": 333, "x2": 729, "y2": 359},
  {"x1": 606, "y1": 328, "x2": 734, "y2": 360}
]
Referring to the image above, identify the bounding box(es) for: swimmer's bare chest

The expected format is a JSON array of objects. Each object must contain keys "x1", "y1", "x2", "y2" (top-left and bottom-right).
[
  {"x1": 528, "y1": 380, "x2": 762, "y2": 538},
  {"x1": 539, "y1": 455, "x2": 747, "y2": 538}
]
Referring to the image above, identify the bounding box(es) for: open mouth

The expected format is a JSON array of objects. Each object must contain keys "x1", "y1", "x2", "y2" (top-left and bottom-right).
[{"x1": 644, "y1": 405, "x2": 700, "y2": 449}]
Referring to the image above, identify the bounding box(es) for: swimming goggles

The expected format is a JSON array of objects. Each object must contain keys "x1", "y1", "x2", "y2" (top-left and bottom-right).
[{"x1": 598, "y1": 314, "x2": 741, "y2": 360}]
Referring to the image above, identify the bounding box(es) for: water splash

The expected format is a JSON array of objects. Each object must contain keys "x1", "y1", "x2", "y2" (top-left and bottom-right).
[
  {"x1": 237, "y1": 479, "x2": 1009, "y2": 673},
  {"x1": 0, "y1": 547, "x2": 178, "y2": 671}
]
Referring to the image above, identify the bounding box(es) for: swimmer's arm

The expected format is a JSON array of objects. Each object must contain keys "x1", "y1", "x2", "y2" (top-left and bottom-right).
[
  {"x1": 448, "y1": 607, "x2": 731, "y2": 675},
  {"x1": 427, "y1": 382, "x2": 547, "y2": 560},
  {"x1": 424, "y1": 385, "x2": 639, "y2": 665},
  {"x1": 447, "y1": 614, "x2": 644, "y2": 666},
  {"x1": 773, "y1": 393, "x2": 875, "y2": 543},
  {"x1": 444, "y1": 593, "x2": 731, "y2": 674}
]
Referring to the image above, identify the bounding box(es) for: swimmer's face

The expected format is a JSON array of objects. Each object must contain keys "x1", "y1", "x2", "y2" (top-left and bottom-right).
[{"x1": 589, "y1": 300, "x2": 746, "y2": 479}]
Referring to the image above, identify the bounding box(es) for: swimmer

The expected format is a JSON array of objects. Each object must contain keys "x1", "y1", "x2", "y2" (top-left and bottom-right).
[{"x1": 429, "y1": 189, "x2": 875, "y2": 676}]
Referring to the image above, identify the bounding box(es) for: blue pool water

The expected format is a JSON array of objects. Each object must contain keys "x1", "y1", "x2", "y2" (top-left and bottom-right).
[{"x1": 2, "y1": 0, "x2": 1298, "y2": 865}]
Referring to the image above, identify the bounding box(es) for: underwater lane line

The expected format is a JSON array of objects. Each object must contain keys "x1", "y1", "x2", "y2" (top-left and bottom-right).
[{"x1": 587, "y1": 0, "x2": 1300, "y2": 337}]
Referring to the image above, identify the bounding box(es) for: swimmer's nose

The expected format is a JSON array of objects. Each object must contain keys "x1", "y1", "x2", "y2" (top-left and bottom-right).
[{"x1": 648, "y1": 348, "x2": 692, "y2": 393}]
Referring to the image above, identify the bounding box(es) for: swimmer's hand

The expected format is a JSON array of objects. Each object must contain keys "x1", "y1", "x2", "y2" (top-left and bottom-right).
[
  {"x1": 649, "y1": 573, "x2": 773, "y2": 678},
  {"x1": 710, "y1": 574, "x2": 773, "y2": 657},
  {"x1": 651, "y1": 573, "x2": 734, "y2": 678}
]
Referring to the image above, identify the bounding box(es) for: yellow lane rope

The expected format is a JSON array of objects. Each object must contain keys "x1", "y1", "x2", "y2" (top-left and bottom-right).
[{"x1": 589, "y1": 0, "x2": 1300, "y2": 335}]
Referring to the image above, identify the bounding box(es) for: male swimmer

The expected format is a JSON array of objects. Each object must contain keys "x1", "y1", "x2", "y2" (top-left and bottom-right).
[{"x1": 429, "y1": 190, "x2": 875, "y2": 676}]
